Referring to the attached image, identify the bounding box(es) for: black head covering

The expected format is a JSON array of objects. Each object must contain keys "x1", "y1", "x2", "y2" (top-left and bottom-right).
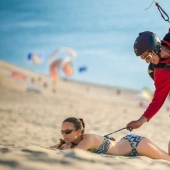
[{"x1": 134, "y1": 31, "x2": 161, "y2": 57}]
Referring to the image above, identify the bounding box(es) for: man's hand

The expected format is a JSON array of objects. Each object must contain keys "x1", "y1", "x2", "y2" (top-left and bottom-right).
[{"x1": 126, "y1": 116, "x2": 147, "y2": 130}]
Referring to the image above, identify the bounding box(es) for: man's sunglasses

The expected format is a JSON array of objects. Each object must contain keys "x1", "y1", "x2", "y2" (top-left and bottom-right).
[
  {"x1": 143, "y1": 52, "x2": 152, "y2": 61},
  {"x1": 61, "y1": 129, "x2": 75, "y2": 135}
]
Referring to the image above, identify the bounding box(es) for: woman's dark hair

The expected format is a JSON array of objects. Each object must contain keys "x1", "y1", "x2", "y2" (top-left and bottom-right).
[
  {"x1": 63, "y1": 117, "x2": 85, "y2": 134},
  {"x1": 57, "y1": 117, "x2": 85, "y2": 149}
]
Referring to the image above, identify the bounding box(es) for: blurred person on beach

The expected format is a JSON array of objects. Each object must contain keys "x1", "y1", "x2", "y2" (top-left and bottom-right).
[
  {"x1": 49, "y1": 47, "x2": 77, "y2": 82},
  {"x1": 49, "y1": 117, "x2": 170, "y2": 161},
  {"x1": 127, "y1": 28, "x2": 170, "y2": 130},
  {"x1": 49, "y1": 57, "x2": 74, "y2": 82}
]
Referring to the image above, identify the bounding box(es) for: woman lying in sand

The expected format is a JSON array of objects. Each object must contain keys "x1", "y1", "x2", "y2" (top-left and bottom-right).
[{"x1": 50, "y1": 117, "x2": 170, "y2": 161}]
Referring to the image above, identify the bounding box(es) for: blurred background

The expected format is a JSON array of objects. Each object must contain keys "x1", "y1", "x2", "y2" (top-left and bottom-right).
[{"x1": 0, "y1": 0, "x2": 169, "y2": 91}]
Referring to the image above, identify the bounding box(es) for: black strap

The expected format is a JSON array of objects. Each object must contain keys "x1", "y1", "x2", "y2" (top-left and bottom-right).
[
  {"x1": 145, "y1": 1, "x2": 170, "y2": 23},
  {"x1": 104, "y1": 127, "x2": 132, "y2": 138},
  {"x1": 156, "y1": 3, "x2": 170, "y2": 22}
]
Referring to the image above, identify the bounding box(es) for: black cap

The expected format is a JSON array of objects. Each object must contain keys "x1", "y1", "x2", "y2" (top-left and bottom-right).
[{"x1": 134, "y1": 31, "x2": 161, "y2": 56}]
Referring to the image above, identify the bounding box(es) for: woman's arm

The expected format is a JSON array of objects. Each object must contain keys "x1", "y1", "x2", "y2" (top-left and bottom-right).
[
  {"x1": 50, "y1": 143, "x2": 60, "y2": 149},
  {"x1": 49, "y1": 138, "x2": 65, "y2": 149},
  {"x1": 49, "y1": 136, "x2": 94, "y2": 151},
  {"x1": 60, "y1": 143, "x2": 73, "y2": 150},
  {"x1": 50, "y1": 143, "x2": 73, "y2": 150}
]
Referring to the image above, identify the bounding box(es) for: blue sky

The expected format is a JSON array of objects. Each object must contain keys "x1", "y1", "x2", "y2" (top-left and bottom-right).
[{"x1": 0, "y1": 0, "x2": 170, "y2": 90}]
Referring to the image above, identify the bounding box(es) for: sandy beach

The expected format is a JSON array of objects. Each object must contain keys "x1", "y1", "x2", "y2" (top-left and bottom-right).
[{"x1": 0, "y1": 59, "x2": 170, "y2": 170}]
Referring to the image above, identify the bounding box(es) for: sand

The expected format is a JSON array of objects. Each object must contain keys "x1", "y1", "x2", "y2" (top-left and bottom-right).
[{"x1": 0, "y1": 59, "x2": 170, "y2": 170}]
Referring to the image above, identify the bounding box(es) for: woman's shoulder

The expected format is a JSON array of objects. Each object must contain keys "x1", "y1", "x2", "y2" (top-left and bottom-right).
[
  {"x1": 82, "y1": 133, "x2": 95, "y2": 138},
  {"x1": 82, "y1": 133, "x2": 102, "y2": 140}
]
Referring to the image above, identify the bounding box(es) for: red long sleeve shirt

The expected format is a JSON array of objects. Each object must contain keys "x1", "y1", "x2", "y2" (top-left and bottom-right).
[{"x1": 143, "y1": 58, "x2": 170, "y2": 120}]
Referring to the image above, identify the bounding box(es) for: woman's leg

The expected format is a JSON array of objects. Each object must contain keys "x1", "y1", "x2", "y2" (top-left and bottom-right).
[
  {"x1": 168, "y1": 140, "x2": 170, "y2": 155},
  {"x1": 137, "y1": 138, "x2": 170, "y2": 161}
]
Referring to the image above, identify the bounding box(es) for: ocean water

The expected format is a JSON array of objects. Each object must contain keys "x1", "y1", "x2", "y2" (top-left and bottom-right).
[{"x1": 0, "y1": 0, "x2": 169, "y2": 90}]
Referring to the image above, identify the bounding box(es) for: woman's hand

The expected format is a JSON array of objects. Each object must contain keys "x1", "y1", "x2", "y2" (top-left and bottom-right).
[
  {"x1": 49, "y1": 143, "x2": 60, "y2": 149},
  {"x1": 60, "y1": 143, "x2": 73, "y2": 150},
  {"x1": 49, "y1": 138, "x2": 66, "y2": 150}
]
